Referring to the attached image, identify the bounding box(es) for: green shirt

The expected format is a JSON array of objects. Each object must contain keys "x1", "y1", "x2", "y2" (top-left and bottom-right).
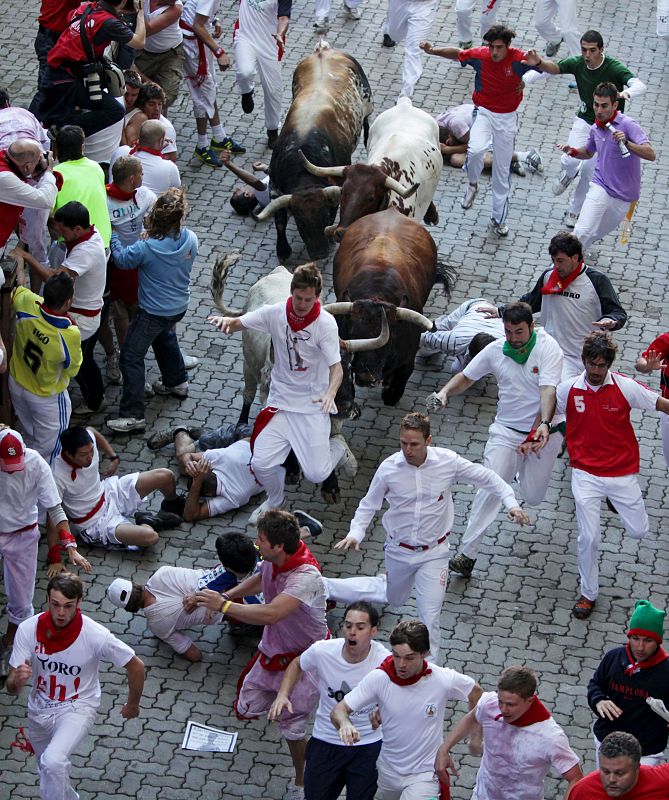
[
  {"x1": 54, "y1": 157, "x2": 112, "y2": 246},
  {"x1": 558, "y1": 55, "x2": 635, "y2": 125}
]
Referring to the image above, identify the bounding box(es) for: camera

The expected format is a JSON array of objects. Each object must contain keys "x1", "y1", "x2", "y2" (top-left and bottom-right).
[{"x1": 83, "y1": 62, "x2": 103, "y2": 103}]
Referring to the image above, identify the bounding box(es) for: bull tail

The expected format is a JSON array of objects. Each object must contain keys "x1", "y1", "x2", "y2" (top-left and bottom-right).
[
  {"x1": 210, "y1": 251, "x2": 245, "y2": 315},
  {"x1": 434, "y1": 261, "x2": 457, "y2": 301}
]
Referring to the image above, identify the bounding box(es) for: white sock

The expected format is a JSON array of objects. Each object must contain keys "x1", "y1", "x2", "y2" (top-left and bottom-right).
[
  {"x1": 197, "y1": 133, "x2": 208, "y2": 148},
  {"x1": 212, "y1": 124, "x2": 226, "y2": 140}
]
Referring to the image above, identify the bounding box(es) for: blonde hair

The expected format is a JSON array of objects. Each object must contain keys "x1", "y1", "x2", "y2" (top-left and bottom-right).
[{"x1": 144, "y1": 188, "x2": 188, "y2": 239}]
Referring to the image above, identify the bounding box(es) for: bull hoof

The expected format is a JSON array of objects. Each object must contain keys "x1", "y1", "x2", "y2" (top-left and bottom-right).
[
  {"x1": 277, "y1": 245, "x2": 292, "y2": 262},
  {"x1": 321, "y1": 487, "x2": 341, "y2": 505},
  {"x1": 382, "y1": 389, "x2": 402, "y2": 407},
  {"x1": 285, "y1": 469, "x2": 301, "y2": 486},
  {"x1": 424, "y1": 202, "x2": 439, "y2": 226}
]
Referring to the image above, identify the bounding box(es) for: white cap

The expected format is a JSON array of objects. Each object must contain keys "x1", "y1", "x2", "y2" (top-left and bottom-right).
[{"x1": 107, "y1": 578, "x2": 134, "y2": 609}]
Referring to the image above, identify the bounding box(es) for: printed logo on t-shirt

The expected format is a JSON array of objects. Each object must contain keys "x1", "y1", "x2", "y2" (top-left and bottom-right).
[
  {"x1": 285, "y1": 327, "x2": 310, "y2": 372},
  {"x1": 34, "y1": 654, "x2": 82, "y2": 703},
  {"x1": 327, "y1": 680, "x2": 353, "y2": 703},
  {"x1": 425, "y1": 703, "x2": 437, "y2": 718}
]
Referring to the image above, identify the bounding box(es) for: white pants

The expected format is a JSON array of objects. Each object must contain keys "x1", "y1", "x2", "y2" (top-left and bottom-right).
[
  {"x1": 383, "y1": 0, "x2": 438, "y2": 97},
  {"x1": 234, "y1": 34, "x2": 283, "y2": 130},
  {"x1": 661, "y1": 412, "x2": 669, "y2": 467},
  {"x1": 183, "y1": 35, "x2": 218, "y2": 119},
  {"x1": 315, "y1": 0, "x2": 362, "y2": 15},
  {"x1": 19, "y1": 207, "x2": 50, "y2": 266},
  {"x1": 572, "y1": 469, "x2": 648, "y2": 601},
  {"x1": 9, "y1": 375, "x2": 71, "y2": 464},
  {"x1": 378, "y1": 761, "x2": 439, "y2": 800},
  {"x1": 0, "y1": 526, "x2": 39, "y2": 625},
  {"x1": 251, "y1": 410, "x2": 339, "y2": 508},
  {"x1": 466, "y1": 106, "x2": 517, "y2": 224},
  {"x1": 75, "y1": 473, "x2": 143, "y2": 547},
  {"x1": 455, "y1": 0, "x2": 501, "y2": 44},
  {"x1": 460, "y1": 423, "x2": 563, "y2": 558},
  {"x1": 323, "y1": 574, "x2": 388, "y2": 605},
  {"x1": 535, "y1": 0, "x2": 581, "y2": 55},
  {"x1": 560, "y1": 116, "x2": 597, "y2": 216},
  {"x1": 29, "y1": 704, "x2": 97, "y2": 800},
  {"x1": 594, "y1": 734, "x2": 665, "y2": 767},
  {"x1": 573, "y1": 183, "x2": 631, "y2": 250},
  {"x1": 384, "y1": 539, "x2": 449, "y2": 664}
]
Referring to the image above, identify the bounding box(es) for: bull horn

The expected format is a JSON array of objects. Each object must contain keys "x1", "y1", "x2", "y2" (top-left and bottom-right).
[
  {"x1": 395, "y1": 308, "x2": 433, "y2": 331},
  {"x1": 322, "y1": 302, "x2": 353, "y2": 315},
  {"x1": 298, "y1": 149, "x2": 346, "y2": 178},
  {"x1": 323, "y1": 185, "x2": 342, "y2": 205},
  {"x1": 341, "y1": 309, "x2": 390, "y2": 353},
  {"x1": 254, "y1": 193, "x2": 293, "y2": 222},
  {"x1": 384, "y1": 176, "x2": 420, "y2": 199}
]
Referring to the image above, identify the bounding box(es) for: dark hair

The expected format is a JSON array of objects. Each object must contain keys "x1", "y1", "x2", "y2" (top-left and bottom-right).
[
  {"x1": 581, "y1": 30, "x2": 604, "y2": 49},
  {"x1": 54, "y1": 200, "x2": 90, "y2": 230},
  {"x1": 291, "y1": 263, "x2": 322, "y2": 295},
  {"x1": 60, "y1": 426, "x2": 94, "y2": 456},
  {"x1": 582, "y1": 331, "x2": 617, "y2": 367},
  {"x1": 389, "y1": 620, "x2": 430, "y2": 654},
  {"x1": 501, "y1": 301, "x2": 534, "y2": 326},
  {"x1": 230, "y1": 187, "x2": 258, "y2": 216},
  {"x1": 112, "y1": 155, "x2": 142, "y2": 185},
  {"x1": 123, "y1": 69, "x2": 142, "y2": 90},
  {"x1": 125, "y1": 582, "x2": 145, "y2": 613},
  {"x1": 400, "y1": 411, "x2": 430, "y2": 439},
  {"x1": 594, "y1": 82, "x2": 619, "y2": 103},
  {"x1": 137, "y1": 81, "x2": 166, "y2": 108},
  {"x1": 344, "y1": 601, "x2": 380, "y2": 628},
  {"x1": 55, "y1": 125, "x2": 85, "y2": 162},
  {"x1": 469, "y1": 332, "x2": 496, "y2": 360},
  {"x1": 43, "y1": 272, "x2": 74, "y2": 309},
  {"x1": 144, "y1": 188, "x2": 187, "y2": 239},
  {"x1": 257, "y1": 509, "x2": 301, "y2": 554},
  {"x1": 0, "y1": 87, "x2": 9, "y2": 107},
  {"x1": 47, "y1": 572, "x2": 84, "y2": 600},
  {"x1": 497, "y1": 665, "x2": 537, "y2": 698},
  {"x1": 599, "y1": 732, "x2": 642, "y2": 765},
  {"x1": 548, "y1": 231, "x2": 583, "y2": 260},
  {"x1": 215, "y1": 532, "x2": 258, "y2": 575},
  {"x1": 483, "y1": 24, "x2": 516, "y2": 46}
]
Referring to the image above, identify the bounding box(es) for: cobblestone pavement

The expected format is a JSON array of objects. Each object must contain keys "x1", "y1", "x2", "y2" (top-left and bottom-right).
[{"x1": 1, "y1": 1, "x2": 669, "y2": 798}]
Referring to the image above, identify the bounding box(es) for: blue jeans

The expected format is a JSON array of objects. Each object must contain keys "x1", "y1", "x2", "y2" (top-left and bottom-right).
[{"x1": 119, "y1": 308, "x2": 187, "y2": 419}]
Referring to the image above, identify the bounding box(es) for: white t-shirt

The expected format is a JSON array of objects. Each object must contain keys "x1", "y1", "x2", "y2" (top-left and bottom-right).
[
  {"x1": 107, "y1": 185, "x2": 157, "y2": 247},
  {"x1": 255, "y1": 174, "x2": 270, "y2": 208},
  {"x1": 473, "y1": 692, "x2": 580, "y2": 800},
  {"x1": 10, "y1": 613, "x2": 135, "y2": 713},
  {"x1": 53, "y1": 430, "x2": 104, "y2": 528},
  {"x1": 299, "y1": 638, "x2": 390, "y2": 746},
  {"x1": 0, "y1": 448, "x2": 61, "y2": 532},
  {"x1": 181, "y1": 0, "x2": 219, "y2": 28},
  {"x1": 62, "y1": 230, "x2": 107, "y2": 340},
  {"x1": 240, "y1": 302, "x2": 341, "y2": 414},
  {"x1": 202, "y1": 439, "x2": 263, "y2": 516},
  {"x1": 238, "y1": 0, "x2": 278, "y2": 43},
  {"x1": 109, "y1": 146, "x2": 181, "y2": 194},
  {"x1": 463, "y1": 329, "x2": 564, "y2": 431},
  {"x1": 83, "y1": 99, "x2": 125, "y2": 164},
  {"x1": 143, "y1": 1, "x2": 184, "y2": 52},
  {"x1": 344, "y1": 664, "x2": 475, "y2": 775}
]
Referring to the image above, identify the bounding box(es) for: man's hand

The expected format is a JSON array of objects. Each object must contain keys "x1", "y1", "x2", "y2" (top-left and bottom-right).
[
  {"x1": 182, "y1": 593, "x2": 198, "y2": 613},
  {"x1": 641, "y1": 349, "x2": 667, "y2": 371},
  {"x1": 591, "y1": 318, "x2": 617, "y2": 330},
  {"x1": 522, "y1": 49, "x2": 542, "y2": 67},
  {"x1": 121, "y1": 702, "x2": 140, "y2": 720},
  {"x1": 67, "y1": 548, "x2": 92, "y2": 573},
  {"x1": 216, "y1": 51, "x2": 229, "y2": 71},
  {"x1": 252, "y1": 161, "x2": 269, "y2": 172},
  {"x1": 507, "y1": 507, "x2": 530, "y2": 525},
  {"x1": 272, "y1": 32, "x2": 286, "y2": 57},
  {"x1": 434, "y1": 387, "x2": 449, "y2": 409},
  {"x1": 611, "y1": 129, "x2": 627, "y2": 144},
  {"x1": 47, "y1": 561, "x2": 67, "y2": 578},
  {"x1": 337, "y1": 720, "x2": 360, "y2": 746},
  {"x1": 596, "y1": 700, "x2": 623, "y2": 720},
  {"x1": 213, "y1": 20, "x2": 222, "y2": 38},
  {"x1": 313, "y1": 393, "x2": 337, "y2": 414},
  {"x1": 435, "y1": 744, "x2": 459, "y2": 783},
  {"x1": 517, "y1": 422, "x2": 550, "y2": 455},
  {"x1": 186, "y1": 458, "x2": 212, "y2": 482},
  {"x1": 11, "y1": 660, "x2": 33, "y2": 691},
  {"x1": 556, "y1": 143, "x2": 572, "y2": 154},
  {"x1": 268, "y1": 693, "x2": 293, "y2": 721},
  {"x1": 334, "y1": 536, "x2": 361, "y2": 552},
  {"x1": 369, "y1": 708, "x2": 382, "y2": 729},
  {"x1": 208, "y1": 315, "x2": 235, "y2": 333},
  {"x1": 419, "y1": 41, "x2": 433, "y2": 54},
  {"x1": 194, "y1": 589, "x2": 225, "y2": 612},
  {"x1": 475, "y1": 306, "x2": 499, "y2": 319},
  {"x1": 102, "y1": 456, "x2": 120, "y2": 478}
]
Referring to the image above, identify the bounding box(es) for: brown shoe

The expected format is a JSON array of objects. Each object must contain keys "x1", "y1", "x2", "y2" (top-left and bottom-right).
[{"x1": 572, "y1": 596, "x2": 596, "y2": 619}]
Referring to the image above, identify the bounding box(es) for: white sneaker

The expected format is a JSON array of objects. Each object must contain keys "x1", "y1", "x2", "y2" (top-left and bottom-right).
[
  {"x1": 461, "y1": 183, "x2": 478, "y2": 209},
  {"x1": 152, "y1": 380, "x2": 189, "y2": 398},
  {"x1": 284, "y1": 786, "x2": 305, "y2": 800},
  {"x1": 332, "y1": 433, "x2": 358, "y2": 478},
  {"x1": 564, "y1": 211, "x2": 579, "y2": 228},
  {"x1": 106, "y1": 417, "x2": 146, "y2": 433},
  {"x1": 313, "y1": 15, "x2": 328, "y2": 31},
  {"x1": 106, "y1": 350, "x2": 121, "y2": 384},
  {"x1": 345, "y1": 4, "x2": 361, "y2": 19},
  {"x1": 490, "y1": 219, "x2": 509, "y2": 237},
  {"x1": 249, "y1": 498, "x2": 285, "y2": 526},
  {"x1": 144, "y1": 381, "x2": 155, "y2": 397},
  {"x1": 553, "y1": 165, "x2": 580, "y2": 196},
  {"x1": 183, "y1": 354, "x2": 199, "y2": 370}
]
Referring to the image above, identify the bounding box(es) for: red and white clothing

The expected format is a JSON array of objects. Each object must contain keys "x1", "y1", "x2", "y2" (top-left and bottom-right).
[
  {"x1": 107, "y1": 184, "x2": 157, "y2": 247},
  {"x1": 62, "y1": 228, "x2": 107, "y2": 341},
  {"x1": 200, "y1": 439, "x2": 263, "y2": 516},
  {"x1": 181, "y1": 0, "x2": 221, "y2": 118},
  {"x1": 124, "y1": 108, "x2": 178, "y2": 157},
  {"x1": 0, "y1": 149, "x2": 57, "y2": 249},
  {"x1": 458, "y1": 331, "x2": 564, "y2": 560},
  {"x1": 642, "y1": 332, "x2": 669, "y2": 465},
  {"x1": 455, "y1": 0, "x2": 502, "y2": 48},
  {"x1": 569, "y1": 763, "x2": 669, "y2": 799},
  {"x1": 344, "y1": 662, "x2": 475, "y2": 798},
  {"x1": 10, "y1": 612, "x2": 135, "y2": 800},
  {"x1": 472, "y1": 692, "x2": 580, "y2": 800},
  {"x1": 110, "y1": 145, "x2": 181, "y2": 194},
  {"x1": 383, "y1": 0, "x2": 438, "y2": 97}
]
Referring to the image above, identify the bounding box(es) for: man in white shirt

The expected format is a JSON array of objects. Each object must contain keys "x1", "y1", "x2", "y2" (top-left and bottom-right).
[
  {"x1": 5, "y1": 572, "x2": 145, "y2": 800},
  {"x1": 122, "y1": 81, "x2": 179, "y2": 160},
  {"x1": 437, "y1": 665, "x2": 582, "y2": 799},
  {"x1": 381, "y1": 0, "x2": 438, "y2": 97},
  {"x1": 110, "y1": 119, "x2": 181, "y2": 194},
  {"x1": 335, "y1": 412, "x2": 529, "y2": 663},
  {"x1": 331, "y1": 619, "x2": 482, "y2": 800},
  {"x1": 209, "y1": 263, "x2": 352, "y2": 524},
  {"x1": 436, "y1": 302, "x2": 564, "y2": 579},
  {"x1": 269, "y1": 602, "x2": 389, "y2": 800}
]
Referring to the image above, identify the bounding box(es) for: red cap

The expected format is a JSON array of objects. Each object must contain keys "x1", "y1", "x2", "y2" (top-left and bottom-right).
[{"x1": 0, "y1": 430, "x2": 26, "y2": 473}]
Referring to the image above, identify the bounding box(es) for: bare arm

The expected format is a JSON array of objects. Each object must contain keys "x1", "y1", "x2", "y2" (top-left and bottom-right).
[
  {"x1": 219, "y1": 152, "x2": 267, "y2": 190},
  {"x1": 268, "y1": 656, "x2": 302, "y2": 720},
  {"x1": 436, "y1": 371, "x2": 476, "y2": 407},
  {"x1": 10, "y1": 247, "x2": 55, "y2": 284},
  {"x1": 6, "y1": 660, "x2": 32, "y2": 695},
  {"x1": 331, "y1": 699, "x2": 360, "y2": 745},
  {"x1": 420, "y1": 41, "x2": 462, "y2": 60},
  {"x1": 315, "y1": 362, "x2": 343, "y2": 413},
  {"x1": 657, "y1": 397, "x2": 669, "y2": 415},
  {"x1": 625, "y1": 140, "x2": 656, "y2": 161},
  {"x1": 195, "y1": 588, "x2": 301, "y2": 625},
  {"x1": 192, "y1": 12, "x2": 229, "y2": 69},
  {"x1": 562, "y1": 764, "x2": 585, "y2": 799},
  {"x1": 276, "y1": 15, "x2": 289, "y2": 41},
  {"x1": 182, "y1": 461, "x2": 212, "y2": 523},
  {"x1": 523, "y1": 50, "x2": 560, "y2": 74},
  {"x1": 121, "y1": 656, "x2": 145, "y2": 719},
  {"x1": 557, "y1": 143, "x2": 595, "y2": 160},
  {"x1": 126, "y1": 4, "x2": 146, "y2": 50},
  {"x1": 207, "y1": 316, "x2": 245, "y2": 334},
  {"x1": 434, "y1": 708, "x2": 480, "y2": 782},
  {"x1": 144, "y1": 3, "x2": 181, "y2": 37}
]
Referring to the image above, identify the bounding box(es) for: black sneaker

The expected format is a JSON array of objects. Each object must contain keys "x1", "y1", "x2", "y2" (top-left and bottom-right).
[
  {"x1": 382, "y1": 34, "x2": 396, "y2": 47},
  {"x1": 161, "y1": 494, "x2": 187, "y2": 516},
  {"x1": 241, "y1": 91, "x2": 254, "y2": 113},
  {"x1": 449, "y1": 553, "x2": 476, "y2": 578},
  {"x1": 294, "y1": 510, "x2": 323, "y2": 539},
  {"x1": 267, "y1": 129, "x2": 279, "y2": 150}
]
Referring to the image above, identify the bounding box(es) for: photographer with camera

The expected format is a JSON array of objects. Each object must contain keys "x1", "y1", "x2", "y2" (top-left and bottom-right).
[{"x1": 38, "y1": 0, "x2": 146, "y2": 138}]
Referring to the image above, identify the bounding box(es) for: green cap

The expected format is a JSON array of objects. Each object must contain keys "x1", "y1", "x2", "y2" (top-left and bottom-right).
[{"x1": 627, "y1": 600, "x2": 665, "y2": 643}]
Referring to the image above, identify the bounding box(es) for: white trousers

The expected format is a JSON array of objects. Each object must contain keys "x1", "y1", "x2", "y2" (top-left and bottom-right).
[
  {"x1": 251, "y1": 410, "x2": 339, "y2": 507},
  {"x1": 383, "y1": 0, "x2": 438, "y2": 97},
  {"x1": 183, "y1": 36, "x2": 218, "y2": 119},
  {"x1": 0, "y1": 526, "x2": 39, "y2": 625},
  {"x1": 560, "y1": 116, "x2": 597, "y2": 216},
  {"x1": 315, "y1": 0, "x2": 362, "y2": 15},
  {"x1": 460, "y1": 423, "x2": 563, "y2": 558},
  {"x1": 29, "y1": 704, "x2": 97, "y2": 800},
  {"x1": 455, "y1": 0, "x2": 501, "y2": 43},
  {"x1": 323, "y1": 574, "x2": 388, "y2": 605},
  {"x1": 9, "y1": 375, "x2": 71, "y2": 464},
  {"x1": 535, "y1": 0, "x2": 581, "y2": 55},
  {"x1": 384, "y1": 539, "x2": 449, "y2": 664},
  {"x1": 378, "y1": 761, "x2": 439, "y2": 800},
  {"x1": 19, "y1": 207, "x2": 50, "y2": 265},
  {"x1": 661, "y1": 412, "x2": 669, "y2": 467},
  {"x1": 573, "y1": 183, "x2": 631, "y2": 250},
  {"x1": 572, "y1": 469, "x2": 648, "y2": 601},
  {"x1": 466, "y1": 106, "x2": 517, "y2": 224},
  {"x1": 234, "y1": 34, "x2": 283, "y2": 130}
]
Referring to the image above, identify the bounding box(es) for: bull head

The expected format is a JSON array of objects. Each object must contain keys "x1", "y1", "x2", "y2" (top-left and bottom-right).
[
  {"x1": 299, "y1": 150, "x2": 418, "y2": 199},
  {"x1": 253, "y1": 185, "x2": 342, "y2": 222},
  {"x1": 323, "y1": 304, "x2": 391, "y2": 352}
]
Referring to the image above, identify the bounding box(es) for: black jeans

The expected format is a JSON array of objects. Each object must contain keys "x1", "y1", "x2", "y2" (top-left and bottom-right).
[
  {"x1": 303, "y1": 737, "x2": 382, "y2": 800},
  {"x1": 29, "y1": 26, "x2": 60, "y2": 116},
  {"x1": 75, "y1": 330, "x2": 105, "y2": 411}
]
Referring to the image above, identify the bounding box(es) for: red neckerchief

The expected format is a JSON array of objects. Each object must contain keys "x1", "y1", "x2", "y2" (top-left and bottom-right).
[
  {"x1": 0, "y1": 149, "x2": 26, "y2": 181},
  {"x1": 540, "y1": 262, "x2": 585, "y2": 295},
  {"x1": 61, "y1": 452, "x2": 81, "y2": 480},
  {"x1": 495, "y1": 695, "x2": 551, "y2": 727},
  {"x1": 377, "y1": 654, "x2": 432, "y2": 686},
  {"x1": 286, "y1": 297, "x2": 320, "y2": 332},
  {"x1": 65, "y1": 225, "x2": 95, "y2": 254},
  {"x1": 129, "y1": 144, "x2": 164, "y2": 158},
  {"x1": 36, "y1": 609, "x2": 83, "y2": 655},
  {"x1": 595, "y1": 110, "x2": 618, "y2": 129},
  {"x1": 271, "y1": 540, "x2": 321, "y2": 579},
  {"x1": 106, "y1": 182, "x2": 137, "y2": 203},
  {"x1": 624, "y1": 643, "x2": 669, "y2": 676}
]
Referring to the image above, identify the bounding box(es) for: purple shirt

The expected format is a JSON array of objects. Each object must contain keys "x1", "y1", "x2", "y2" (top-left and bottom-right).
[{"x1": 586, "y1": 113, "x2": 650, "y2": 202}]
